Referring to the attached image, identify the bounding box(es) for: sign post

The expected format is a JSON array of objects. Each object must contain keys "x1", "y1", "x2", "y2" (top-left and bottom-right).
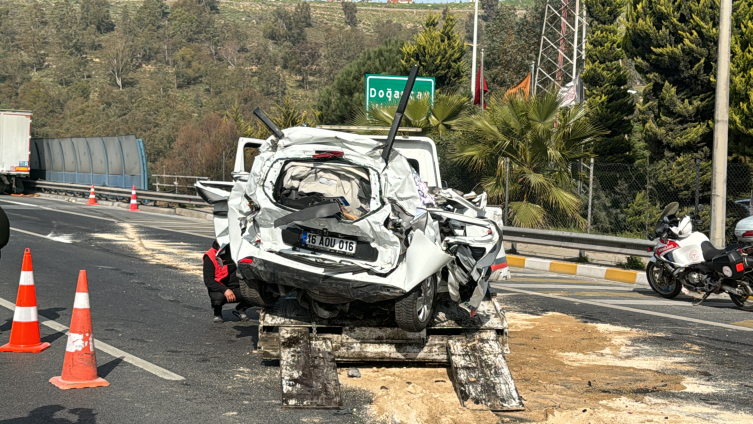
[{"x1": 365, "y1": 74, "x2": 435, "y2": 110}]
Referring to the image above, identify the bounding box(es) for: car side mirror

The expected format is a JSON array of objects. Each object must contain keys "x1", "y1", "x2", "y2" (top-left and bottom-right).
[{"x1": 441, "y1": 180, "x2": 449, "y2": 189}]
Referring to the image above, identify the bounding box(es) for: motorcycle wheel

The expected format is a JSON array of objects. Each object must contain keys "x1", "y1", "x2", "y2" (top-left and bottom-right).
[
  {"x1": 646, "y1": 262, "x2": 682, "y2": 299},
  {"x1": 729, "y1": 278, "x2": 753, "y2": 311}
]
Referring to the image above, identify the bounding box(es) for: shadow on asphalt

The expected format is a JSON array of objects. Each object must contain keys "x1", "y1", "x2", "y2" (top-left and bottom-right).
[
  {"x1": 0, "y1": 405, "x2": 97, "y2": 423},
  {"x1": 97, "y1": 357, "x2": 123, "y2": 379},
  {"x1": 38, "y1": 307, "x2": 67, "y2": 321},
  {"x1": 625, "y1": 287, "x2": 739, "y2": 309},
  {"x1": 40, "y1": 331, "x2": 66, "y2": 345},
  {"x1": 231, "y1": 325, "x2": 258, "y2": 347}
]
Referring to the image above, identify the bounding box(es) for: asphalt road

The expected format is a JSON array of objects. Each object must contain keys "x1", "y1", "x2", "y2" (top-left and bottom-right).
[
  {"x1": 0, "y1": 196, "x2": 370, "y2": 424},
  {"x1": 492, "y1": 270, "x2": 753, "y2": 416},
  {"x1": 1, "y1": 196, "x2": 752, "y2": 423}
]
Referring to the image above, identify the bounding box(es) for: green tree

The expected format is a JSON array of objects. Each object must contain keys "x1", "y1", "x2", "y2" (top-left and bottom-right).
[
  {"x1": 319, "y1": 26, "x2": 365, "y2": 85},
  {"x1": 484, "y1": 1, "x2": 545, "y2": 89},
  {"x1": 452, "y1": 90, "x2": 602, "y2": 229},
  {"x1": 295, "y1": 2, "x2": 313, "y2": 28},
  {"x1": 402, "y1": 13, "x2": 466, "y2": 89},
  {"x1": 50, "y1": 0, "x2": 94, "y2": 85},
  {"x1": 135, "y1": 0, "x2": 169, "y2": 63},
  {"x1": 16, "y1": 2, "x2": 48, "y2": 73},
  {"x1": 288, "y1": 41, "x2": 320, "y2": 90},
  {"x1": 352, "y1": 89, "x2": 470, "y2": 139},
  {"x1": 730, "y1": 0, "x2": 753, "y2": 159},
  {"x1": 342, "y1": 2, "x2": 358, "y2": 28},
  {"x1": 581, "y1": 0, "x2": 634, "y2": 163},
  {"x1": 80, "y1": 0, "x2": 115, "y2": 34},
  {"x1": 316, "y1": 39, "x2": 405, "y2": 124},
  {"x1": 624, "y1": 0, "x2": 719, "y2": 158},
  {"x1": 480, "y1": 0, "x2": 499, "y2": 21},
  {"x1": 262, "y1": 7, "x2": 307, "y2": 45}
]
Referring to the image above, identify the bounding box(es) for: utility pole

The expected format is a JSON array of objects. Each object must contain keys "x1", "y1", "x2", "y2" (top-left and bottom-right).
[
  {"x1": 480, "y1": 49, "x2": 485, "y2": 109},
  {"x1": 710, "y1": 0, "x2": 732, "y2": 248},
  {"x1": 470, "y1": 0, "x2": 479, "y2": 97}
]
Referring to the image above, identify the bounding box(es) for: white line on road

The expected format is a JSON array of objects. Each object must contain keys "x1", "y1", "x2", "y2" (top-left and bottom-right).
[
  {"x1": 10, "y1": 227, "x2": 74, "y2": 243},
  {"x1": 1, "y1": 198, "x2": 213, "y2": 240},
  {"x1": 0, "y1": 296, "x2": 185, "y2": 381},
  {"x1": 499, "y1": 283, "x2": 634, "y2": 291},
  {"x1": 492, "y1": 285, "x2": 753, "y2": 332}
]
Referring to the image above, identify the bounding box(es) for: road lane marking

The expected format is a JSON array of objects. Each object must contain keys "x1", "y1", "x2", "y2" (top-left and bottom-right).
[
  {"x1": 11, "y1": 227, "x2": 73, "y2": 243},
  {"x1": 0, "y1": 296, "x2": 185, "y2": 381},
  {"x1": 538, "y1": 291, "x2": 652, "y2": 298},
  {"x1": 498, "y1": 283, "x2": 634, "y2": 291},
  {"x1": 1, "y1": 198, "x2": 213, "y2": 240},
  {"x1": 492, "y1": 285, "x2": 753, "y2": 332}
]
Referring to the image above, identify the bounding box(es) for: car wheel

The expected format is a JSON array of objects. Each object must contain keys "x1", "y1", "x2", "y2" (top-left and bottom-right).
[
  {"x1": 238, "y1": 279, "x2": 279, "y2": 308},
  {"x1": 394, "y1": 275, "x2": 436, "y2": 332}
]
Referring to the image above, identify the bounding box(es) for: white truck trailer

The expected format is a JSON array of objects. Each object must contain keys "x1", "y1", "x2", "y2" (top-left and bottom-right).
[{"x1": 0, "y1": 110, "x2": 32, "y2": 194}]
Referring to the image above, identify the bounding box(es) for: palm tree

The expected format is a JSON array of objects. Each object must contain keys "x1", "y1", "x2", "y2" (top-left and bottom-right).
[
  {"x1": 452, "y1": 90, "x2": 603, "y2": 229},
  {"x1": 350, "y1": 89, "x2": 470, "y2": 139}
]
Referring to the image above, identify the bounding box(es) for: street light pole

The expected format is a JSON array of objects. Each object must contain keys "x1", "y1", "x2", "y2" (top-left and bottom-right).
[
  {"x1": 710, "y1": 0, "x2": 732, "y2": 248},
  {"x1": 471, "y1": 0, "x2": 479, "y2": 97}
]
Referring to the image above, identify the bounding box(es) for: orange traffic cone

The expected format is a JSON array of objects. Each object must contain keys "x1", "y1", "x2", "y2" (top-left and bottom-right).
[
  {"x1": 128, "y1": 185, "x2": 139, "y2": 212},
  {"x1": 49, "y1": 271, "x2": 109, "y2": 390},
  {"x1": 0, "y1": 249, "x2": 50, "y2": 353},
  {"x1": 85, "y1": 185, "x2": 99, "y2": 206}
]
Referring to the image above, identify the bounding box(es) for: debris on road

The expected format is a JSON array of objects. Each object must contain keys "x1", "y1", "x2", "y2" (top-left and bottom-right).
[{"x1": 347, "y1": 368, "x2": 361, "y2": 378}]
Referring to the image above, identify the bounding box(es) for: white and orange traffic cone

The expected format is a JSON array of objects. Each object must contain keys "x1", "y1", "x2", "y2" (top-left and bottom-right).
[
  {"x1": 0, "y1": 249, "x2": 50, "y2": 353},
  {"x1": 128, "y1": 185, "x2": 139, "y2": 212},
  {"x1": 86, "y1": 185, "x2": 99, "y2": 206},
  {"x1": 50, "y1": 270, "x2": 109, "y2": 390}
]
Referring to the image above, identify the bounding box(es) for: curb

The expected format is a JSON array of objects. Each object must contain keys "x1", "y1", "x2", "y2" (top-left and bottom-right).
[{"x1": 506, "y1": 254, "x2": 648, "y2": 285}]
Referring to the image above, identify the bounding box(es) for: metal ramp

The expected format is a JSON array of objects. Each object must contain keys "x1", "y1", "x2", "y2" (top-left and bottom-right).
[{"x1": 264, "y1": 294, "x2": 523, "y2": 411}]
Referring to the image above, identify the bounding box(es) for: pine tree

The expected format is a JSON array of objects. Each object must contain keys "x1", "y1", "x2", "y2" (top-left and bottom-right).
[
  {"x1": 624, "y1": 0, "x2": 719, "y2": 159},
  {"x1": 730, "y1": 0, "x2": 753, "y2": 159},
  {"x1": 80, "y1": 0, "x2": 115, "y2": 34},
  {"x1": 484, "y1": 1, "x2": 545, "y2": 89},
  {"x1": 316, "y1": 39, "x2": 405, "y2": 124},
  {"x1": 581, "y1": 0, "x2": 634, "y2": 163},
  {"x1": 401, "y1": 13, "x2": 466, "y2": 89}
]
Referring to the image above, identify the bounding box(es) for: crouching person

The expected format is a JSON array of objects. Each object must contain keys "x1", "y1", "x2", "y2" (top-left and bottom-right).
[{"x1": 204, "y1": 241, "x2": 250, "y2": 323}]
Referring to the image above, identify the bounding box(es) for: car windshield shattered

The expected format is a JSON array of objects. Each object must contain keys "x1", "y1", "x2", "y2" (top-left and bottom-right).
[{"x1": 197, "y1": 115, "x2": 510, "y2": 332}]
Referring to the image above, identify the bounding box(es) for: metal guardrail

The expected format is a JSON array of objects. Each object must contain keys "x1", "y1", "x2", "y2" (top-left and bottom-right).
[
  {"x1": 23, "y1": 180, "x2": 207, "y2": 206},
  {"x1": 503, "y1": 227, "x2": 655, "y2": 258},
  {"x1": 24, "y1": 180, "x2": 654, "y2": 257}
]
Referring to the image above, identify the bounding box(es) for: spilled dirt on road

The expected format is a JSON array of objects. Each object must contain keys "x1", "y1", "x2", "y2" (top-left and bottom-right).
[
  {"x1": 340, "y1": 311, "x2": 750, "y2": 423},
  {"x1": 92, "y1": 223, "x2": 203, "y2": 276}
]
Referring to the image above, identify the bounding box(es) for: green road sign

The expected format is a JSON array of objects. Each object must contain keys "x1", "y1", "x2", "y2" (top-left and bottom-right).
[{"x1": 365, "y1": 74, "x2": 435, "y2": 110}]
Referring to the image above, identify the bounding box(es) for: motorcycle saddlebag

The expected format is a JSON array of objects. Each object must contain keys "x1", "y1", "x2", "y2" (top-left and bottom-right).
[{"x1": 712, "y1": 250, "x2": 746, "y2": 279}]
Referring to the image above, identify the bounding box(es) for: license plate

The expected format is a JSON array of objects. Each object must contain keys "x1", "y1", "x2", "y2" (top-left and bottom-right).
[{"x1": 302, "y1": 231, "x2": 356, "y2": 256}]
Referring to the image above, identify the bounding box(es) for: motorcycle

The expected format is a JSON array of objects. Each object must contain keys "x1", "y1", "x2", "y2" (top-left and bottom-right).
[{"x1": 646, "y1": 202, "x2": 753, "y2": 310}]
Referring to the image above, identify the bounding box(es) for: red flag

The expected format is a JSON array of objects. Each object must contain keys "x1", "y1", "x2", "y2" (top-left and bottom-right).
[{"x1": 474, "y1": 60, "x2": 488, "y2": 109}]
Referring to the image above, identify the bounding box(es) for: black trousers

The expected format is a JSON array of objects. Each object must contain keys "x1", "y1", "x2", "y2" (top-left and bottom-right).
[{"x1": 208, "y1": 288, "x2": 250, "y2": 316}]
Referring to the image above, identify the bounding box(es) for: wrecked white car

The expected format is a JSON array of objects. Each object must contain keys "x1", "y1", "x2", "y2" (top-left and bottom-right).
[
  {"x1": 197, "y1": 125, "x2": 510, "y2": 332},
  {"x1": 197, "y1": 71, "x2": 509, "y2": 331}
]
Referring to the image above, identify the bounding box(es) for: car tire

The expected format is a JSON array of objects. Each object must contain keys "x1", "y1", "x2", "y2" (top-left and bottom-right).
[
  {"x1": 238, "y1": 279, "x2": 278, "y2": 308},
  {"x1": 394, "y1": 275, "x2": 436, "y2": 332}
]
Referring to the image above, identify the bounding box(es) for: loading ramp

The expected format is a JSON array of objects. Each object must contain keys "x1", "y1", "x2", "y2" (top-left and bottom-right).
[{"x1": 258, "y1": 294, "x2": 524, "y2": 412}]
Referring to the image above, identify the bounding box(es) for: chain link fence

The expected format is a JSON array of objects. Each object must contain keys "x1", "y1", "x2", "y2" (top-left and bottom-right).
[{"x1": 535, "y1": 158, "x2": 753, "y2": 242}]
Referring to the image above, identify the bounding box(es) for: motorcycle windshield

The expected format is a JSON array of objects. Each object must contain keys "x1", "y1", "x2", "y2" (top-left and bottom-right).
[{"x1": 659, "y1": 202, "x2": 679, "y2": 222}]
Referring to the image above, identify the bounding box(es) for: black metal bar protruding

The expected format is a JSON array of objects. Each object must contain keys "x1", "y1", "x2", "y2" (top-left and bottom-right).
[
  {"x1": 253, "y1": 107, "x2": 285, "y2": 140},
  {"x1": 381, "y1": 65, "x2": 419, "y2": 163}
]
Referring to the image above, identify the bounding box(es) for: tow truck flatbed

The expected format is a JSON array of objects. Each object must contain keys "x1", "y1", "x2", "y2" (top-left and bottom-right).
[{"x1": 257, "y1": 294, "x2": 524, "y2": 411}]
